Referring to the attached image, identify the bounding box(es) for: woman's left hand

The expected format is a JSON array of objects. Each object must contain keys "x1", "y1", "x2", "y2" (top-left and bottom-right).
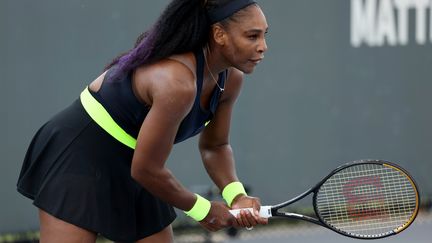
[{"x1": 230, "y1": 195, "x2": 269, "y2": 228}]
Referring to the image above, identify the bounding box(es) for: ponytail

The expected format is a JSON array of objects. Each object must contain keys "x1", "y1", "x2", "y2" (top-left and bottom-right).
[{"x1": 106, "y1": 0, "x2": 210, "y2": 80}]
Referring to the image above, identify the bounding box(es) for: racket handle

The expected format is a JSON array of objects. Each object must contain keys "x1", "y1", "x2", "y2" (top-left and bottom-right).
[{"x1": 229, "y1": 206, "x2": 272, "y2": 218}]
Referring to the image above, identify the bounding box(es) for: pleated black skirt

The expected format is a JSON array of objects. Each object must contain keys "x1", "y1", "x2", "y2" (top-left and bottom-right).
[{"x1": 17, "y1": 99, "x2": 176, "y2": 242}]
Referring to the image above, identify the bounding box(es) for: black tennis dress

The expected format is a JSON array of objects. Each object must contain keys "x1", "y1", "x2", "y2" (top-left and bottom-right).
[{"x1": 16, "y1": 49, "x2": 226, "y2": 242}]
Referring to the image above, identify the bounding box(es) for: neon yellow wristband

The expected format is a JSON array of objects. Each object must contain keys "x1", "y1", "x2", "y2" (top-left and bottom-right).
[
  {"x1": 184, "y1": 194, "x2": 211, "y2": 221},
  {"x1": 222, "y1": 181, "x2": 247, "y2": 207}
]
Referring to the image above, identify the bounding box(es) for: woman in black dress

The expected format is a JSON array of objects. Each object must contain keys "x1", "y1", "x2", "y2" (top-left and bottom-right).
[{"x1": 17, "y1": 0, "x2": 269, "y2": 242}]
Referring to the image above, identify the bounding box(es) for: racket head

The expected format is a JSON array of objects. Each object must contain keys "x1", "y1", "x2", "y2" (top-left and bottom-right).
[{"x1": 313, "y1": 160, "x2": 420, "y2": 239}]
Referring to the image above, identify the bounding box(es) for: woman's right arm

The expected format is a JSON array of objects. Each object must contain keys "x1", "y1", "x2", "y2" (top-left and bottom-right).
[
  {"x1": 130, "y1": 61, "x2": 235, "y2": 231},
  {"x1": 131, "y1": 61, "x2": 197, "y2": 210}
]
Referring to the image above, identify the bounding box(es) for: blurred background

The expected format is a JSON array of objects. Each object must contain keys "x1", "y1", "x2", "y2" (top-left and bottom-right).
[{"x1": 1, "y1": 0, "x2": 431, "y2": 242}]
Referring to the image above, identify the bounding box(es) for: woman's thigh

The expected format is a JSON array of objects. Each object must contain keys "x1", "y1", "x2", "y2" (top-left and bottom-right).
[
  {"x1": 135, "y1": 225, "x2": 173, "y2": 243},
  {"x1": 39, "y1": 209, "x2": 97, "y2": 243}
]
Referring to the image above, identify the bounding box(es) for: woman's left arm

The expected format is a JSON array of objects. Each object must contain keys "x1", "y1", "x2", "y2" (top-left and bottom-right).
[
  {"x1": 198, "y1": 68, "x2": 268, "y2": 227},
  {"x1": 198, "y1": 68, "x2": 242, "y2": 190}
]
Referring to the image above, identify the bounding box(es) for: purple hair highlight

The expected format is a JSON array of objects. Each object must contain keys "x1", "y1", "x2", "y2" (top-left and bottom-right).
[{"x1": 111, "y1": 26, "x2": 158, "y2": 80}]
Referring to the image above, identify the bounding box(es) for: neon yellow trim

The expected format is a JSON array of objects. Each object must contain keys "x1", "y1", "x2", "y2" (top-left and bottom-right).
[
  {"x1": 80, "y1": 87, "x2": 137, "y2": 149},
  {"x1": 184, "y1": 194, "x2": 211, "y2": 221},
  {"x1": 205, "y1": 120, "x2": 211, "y2": 126},
  {"x1": 222, "y1": 181, "x2": 247, "y2": 207},
  {"x1": 383, "y1": 163, "x2": 420, "y2": 233}
]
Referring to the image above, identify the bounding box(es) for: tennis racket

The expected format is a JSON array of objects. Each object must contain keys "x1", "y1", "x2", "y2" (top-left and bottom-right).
[{"x1": 230, "y1": 159, "x2": 420, "y2": 239}]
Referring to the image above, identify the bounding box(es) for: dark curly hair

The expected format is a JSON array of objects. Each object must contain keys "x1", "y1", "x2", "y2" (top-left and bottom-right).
[{"x1": 105, "y1": 0, "x2": 256, "y2": 79}]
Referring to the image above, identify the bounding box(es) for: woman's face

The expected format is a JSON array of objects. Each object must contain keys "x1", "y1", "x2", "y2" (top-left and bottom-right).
[{"x1": 221, "y1": 5, "x2": 268, "y2": 74}]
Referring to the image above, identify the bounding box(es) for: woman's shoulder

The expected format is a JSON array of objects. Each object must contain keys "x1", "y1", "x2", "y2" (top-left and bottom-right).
[
  {"x1": 136, "y1": 52, "x2": 196, "y2": 84},
  {"x1": 167, "y1": 52, "x2": 197, "y2": 78},
  {"x1": 132, "y1": 52, "x2": 198, "y2": 105},
  {"x1": 219, "y1": 68, "x2": 245, "y2": 103}
]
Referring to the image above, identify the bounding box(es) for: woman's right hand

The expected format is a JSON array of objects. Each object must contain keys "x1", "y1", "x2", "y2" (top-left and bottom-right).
[{"x1": 199, "y1": 201, "x2": 237, "y2": 232}]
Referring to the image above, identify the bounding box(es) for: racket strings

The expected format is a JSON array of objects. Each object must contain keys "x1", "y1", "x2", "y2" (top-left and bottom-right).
[{"x1": 315, "y1": 163, "x2": 418, "y2": 238}]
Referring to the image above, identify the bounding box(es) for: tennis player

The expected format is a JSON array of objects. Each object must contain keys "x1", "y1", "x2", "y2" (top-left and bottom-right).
[{"x1": 17, "y1": 0, "x2": 268, "y2": 242}]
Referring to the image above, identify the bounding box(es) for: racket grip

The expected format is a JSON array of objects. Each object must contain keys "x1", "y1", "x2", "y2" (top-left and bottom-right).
[{"x1": 229, "y1": 206, "x2": 272, "y2": 218}]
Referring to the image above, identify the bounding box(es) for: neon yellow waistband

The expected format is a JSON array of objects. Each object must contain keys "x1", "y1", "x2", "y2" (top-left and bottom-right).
[{"x1": 80, "y1": 87, "x2": 136, "y2": 149}]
